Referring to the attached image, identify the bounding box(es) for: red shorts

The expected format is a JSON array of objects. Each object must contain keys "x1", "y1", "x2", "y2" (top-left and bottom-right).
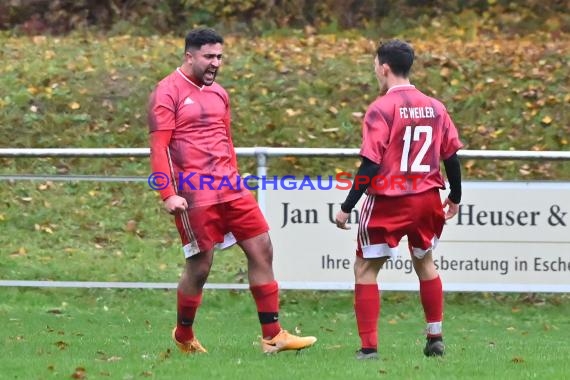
[
  {"x1": 174, "y1": 193, "x2": 269, "y2": 258},
  {"x1": 357, "y1": 189, "x2": 445, "y2": 259}
]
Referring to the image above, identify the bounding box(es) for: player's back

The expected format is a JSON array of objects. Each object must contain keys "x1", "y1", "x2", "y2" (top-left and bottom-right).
[{"x1": 363, "y1": 85, "x2": 460, "y2": 197}]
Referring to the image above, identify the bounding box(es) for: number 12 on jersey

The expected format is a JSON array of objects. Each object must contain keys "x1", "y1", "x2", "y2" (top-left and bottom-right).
[{"x1": 400, "y1": 125, "x2": 432, "y2": 172}]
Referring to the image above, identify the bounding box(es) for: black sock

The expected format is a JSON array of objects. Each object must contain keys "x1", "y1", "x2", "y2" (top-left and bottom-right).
[{"x1": 361, "y1": 347, "x2": 377, "y2": 354}]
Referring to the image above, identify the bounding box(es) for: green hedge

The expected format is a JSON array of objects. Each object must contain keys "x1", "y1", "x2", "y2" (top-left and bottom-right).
[{"x1": 2, "y1": 0, "x2": 570, "y2": 35}]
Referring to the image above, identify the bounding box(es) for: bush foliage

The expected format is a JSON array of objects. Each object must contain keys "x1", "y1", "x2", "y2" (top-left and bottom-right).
[{"x1": 2, "y1": 0, "x2": 570, "y2": 35}]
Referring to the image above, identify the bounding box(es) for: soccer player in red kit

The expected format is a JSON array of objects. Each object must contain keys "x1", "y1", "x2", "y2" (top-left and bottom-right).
[
  {"x1": 148, "y1": 27, "x2": 316, "y2": 354},
  {"x1": 335, "y1": 40, "x2": 463, "y2": 360}
]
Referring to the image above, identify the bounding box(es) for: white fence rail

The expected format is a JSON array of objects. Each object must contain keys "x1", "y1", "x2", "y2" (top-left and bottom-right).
[{"x1": 2, "y1": 147, "x2": 570, "y2": 159}]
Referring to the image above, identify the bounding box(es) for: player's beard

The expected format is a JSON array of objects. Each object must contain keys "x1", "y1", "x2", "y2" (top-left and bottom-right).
[{"x1": 202, "y1": 68, "x2": 217, "y2": 86}]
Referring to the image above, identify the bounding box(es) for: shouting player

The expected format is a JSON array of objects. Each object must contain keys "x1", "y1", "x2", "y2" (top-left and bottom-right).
[
  {"x1": 148, "y1": 27, "x2": 317, "y2": 355},
  {"x1": 335, "y1": 39, "x2": 463, "y2": 359}
]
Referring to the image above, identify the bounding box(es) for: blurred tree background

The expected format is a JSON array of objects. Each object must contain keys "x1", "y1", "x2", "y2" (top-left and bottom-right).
[{"x1": 2, "y1": 0, "x2": 570, "y2": 36}]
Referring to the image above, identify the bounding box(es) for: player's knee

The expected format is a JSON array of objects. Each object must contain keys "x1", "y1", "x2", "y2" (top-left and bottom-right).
[
  {"x1": 244, "y1": 233, "x2": 273, "y2": 263},
  {"x1": 354, "y1": 257, "x2": 382, "y2": 282},
  {"x1": 250, "y1": 249, "x2": 273, "y2": 269},
  {"x1": 412, "y1": 252, "x2": 438, "y2": 280},
  {"x1": 260, "y1": 237, "x2": 273, "y2": 256},
  {"x1": 192, "y1": 268, "x2": 210, "y2": 288},
  {"x1": 184, "y1": 255, "x2": 213, "y2": 287}
]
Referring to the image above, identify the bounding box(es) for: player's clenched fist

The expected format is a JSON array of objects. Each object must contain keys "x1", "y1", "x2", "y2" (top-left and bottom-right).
[
  {"x1": 164, "y1": 195, "x2": 188, "y2": 215},
  {"x1": 335, "y1": 210, "x2": 351, "y2": 230}
]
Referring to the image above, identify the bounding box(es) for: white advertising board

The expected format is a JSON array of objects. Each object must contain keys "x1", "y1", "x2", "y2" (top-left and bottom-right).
[{"x1": 266, "y1": 181, "x2": 570, "y2": 292}]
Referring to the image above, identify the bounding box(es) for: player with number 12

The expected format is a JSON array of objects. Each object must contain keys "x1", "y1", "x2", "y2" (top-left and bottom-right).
[{"x1": 335, "y1": 39, "x2": 463, "y2": 360}]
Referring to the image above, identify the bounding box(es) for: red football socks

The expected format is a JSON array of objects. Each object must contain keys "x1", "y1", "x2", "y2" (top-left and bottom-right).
[
  {"x1": 175, "y1": 289, "x2": 202, "y2": 342},
  {"x1": 419, "y1": 276, "x2": 443, "y2": 337},
  {"x1": 250, "y1": 281, "x2": 281, "y2": 339},
  {"x1": 354, "y1": 284, "x2": 380, "y2": 350}
]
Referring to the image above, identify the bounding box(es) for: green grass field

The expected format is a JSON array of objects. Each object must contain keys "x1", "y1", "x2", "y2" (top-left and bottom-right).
[{"x1": 2, "y1": 287, "x2": 570, "y2": 379}]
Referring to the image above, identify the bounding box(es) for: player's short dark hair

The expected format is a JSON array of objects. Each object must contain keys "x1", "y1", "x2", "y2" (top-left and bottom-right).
[
  {"x1": 376, "y1": 40, "x2": 414, "y2": 77},
  {"x1": 184, "y1": 28, "x2": 224, "y2": 52}
]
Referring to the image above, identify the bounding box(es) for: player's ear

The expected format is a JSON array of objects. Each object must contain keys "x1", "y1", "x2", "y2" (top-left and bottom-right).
[{"x1": 184, "y1": 50, "x2": 193, "y2": 64}]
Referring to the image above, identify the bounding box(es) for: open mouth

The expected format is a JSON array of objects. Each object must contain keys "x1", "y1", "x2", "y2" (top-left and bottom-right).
[{"x1": 204, "y1": 69, "x2": 216, "y2": 82}]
